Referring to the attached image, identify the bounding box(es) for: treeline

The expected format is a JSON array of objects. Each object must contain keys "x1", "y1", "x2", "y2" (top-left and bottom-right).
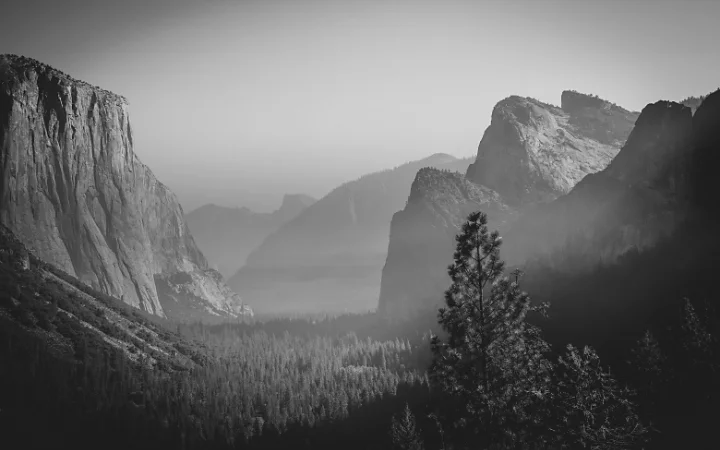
[
  {"x1": 2, "y1": 213, "x2": 719, "y2": 449},
  {"x1": 0, "y1": 310, "x2": 434, "y2": 449}
]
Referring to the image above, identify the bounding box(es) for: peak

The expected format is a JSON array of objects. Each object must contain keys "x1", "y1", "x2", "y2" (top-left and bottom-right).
[
  {"x1": 603, "y1": 99, "x2": 693, "y2": 183},
  {"x1": 421, "y1": 153, "x2": 458, "y2": 164},
  {"x1": 634, "y1": 100, "x2": 691, "y2": 126},
  {"x1": 561, "y1": 90, "x2": 630, "y2": 114},
  {"x1": 280, "y1": 193, "x2": 316, "y2": 208},
  {"x1": 274, "y1": 194, "x2": 316, "y2": 218},
  {"x1": 409, "y1": 168, "x2": 499, "y2": 205},
  {"x1": 0, "y1": 54, "x2": 127, "y2": 104}
]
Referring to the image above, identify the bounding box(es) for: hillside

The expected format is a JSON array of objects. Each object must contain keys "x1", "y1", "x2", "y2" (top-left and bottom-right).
[
  {"x1": 229, "y1": 153, "x2": 473, "y2": 315},
  {"x1": 0, "y1": 224, "x2": 433, "y2": 450},
  {"x1": 0, "y1": 54, "x2": 250, "y2": 322},
  {"x1": 185, "y1": 194, "x2": 315, "y2": 278}
]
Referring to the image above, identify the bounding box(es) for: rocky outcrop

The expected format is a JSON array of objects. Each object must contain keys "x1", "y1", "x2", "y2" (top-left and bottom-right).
[
  {"x1": 229, "y1": 153, "x2": 473, "y2": 315},
  {"x1": 0, "y1": 54, "x2": 249, "y2": 321},
  {"x1": 185, "y1": 194, "x2": 315, "y2": 278},
  {"x1": 502, "y1": 100, "x2": 695, "y2": 271},
  {"x1": 377, "y1": 169, "x2": 515, "y2": 320},
  {"x1": 466, "y1": 91, "x2": 638, "y2": 205}
]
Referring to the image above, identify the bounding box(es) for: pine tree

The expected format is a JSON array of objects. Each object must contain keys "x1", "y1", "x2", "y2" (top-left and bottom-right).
[
  {"x1": 551, "y1": 345, "x2": 649, "y2": 449},
  {"x1": 390, "y1": 403, "x2": 424, "y2": 450},
  {"x1": 429, "y1": 211, "x2": 553, "y2": 448},
  {"x1": 629, "y1": 330, "x2": 667, "y2": 418}
]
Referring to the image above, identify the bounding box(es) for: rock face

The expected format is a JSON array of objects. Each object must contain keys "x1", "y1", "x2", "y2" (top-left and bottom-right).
[
  {"x1": 502, "y1": 100, "x2": 696, "y2": 271},
  {"x1": 511, "y1": 91, "x2": 720, "y2": 358},
  {"x1": 466, "y1": 91, "x2": 638, "y2": 205},
  {"x1": 185, "y1": 194, "x2": 315, "y2": 278},
  {"x1": 377, "y1": 91, "x2": 638, "y2": 320},
  {"x1": 229, "y1": 153, "x2": 473, "y2": 315},
  {"x1": 0, "y1": 54, "x2": 250, "y2": 321},
  {"x1": 377, "y1": 169, "x2": 515, "y2": 319}
]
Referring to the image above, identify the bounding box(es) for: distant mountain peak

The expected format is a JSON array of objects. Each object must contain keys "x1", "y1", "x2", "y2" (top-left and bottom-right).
[{"x1": 279, "y1": 193, "x2": 316, "y2": 211}]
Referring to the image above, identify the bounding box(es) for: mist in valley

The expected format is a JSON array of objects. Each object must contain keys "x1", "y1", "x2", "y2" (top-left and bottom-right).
[{"x1": 1, "y1": 1, "x2": 720, "y2": 449}]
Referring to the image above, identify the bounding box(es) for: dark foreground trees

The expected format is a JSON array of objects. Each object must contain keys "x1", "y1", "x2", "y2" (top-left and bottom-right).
[{"x1": 429, "y1": 211, "x2": 648, "y2": 449}]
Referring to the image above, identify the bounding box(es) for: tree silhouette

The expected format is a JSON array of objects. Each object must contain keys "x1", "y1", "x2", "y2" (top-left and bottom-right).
[
  {"x1": 551, "y1": 345, "x2": 649, "y2": 449},
  {"x1": 429, "y1": 211, "x2": 553, "y2": 447},
  {"x1": 390, "y1": 403, "x2": 424, "y2": 450}
]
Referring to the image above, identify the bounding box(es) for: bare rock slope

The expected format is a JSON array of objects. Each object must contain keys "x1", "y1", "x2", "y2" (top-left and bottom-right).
[
  {"x1": 466, "y1": 91, "x2": 638, "y2": 205},
  {"x1": 502, "y1": 100, "x2": 696, "y2": 270},
  {"x1": 0, "y1": 54, "x2": 250, "y2": 321}
]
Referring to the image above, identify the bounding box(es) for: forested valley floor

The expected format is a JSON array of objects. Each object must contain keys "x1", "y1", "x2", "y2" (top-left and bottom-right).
[{"x1": 1, "y1": 216, "x2": 719, "y2": 450}]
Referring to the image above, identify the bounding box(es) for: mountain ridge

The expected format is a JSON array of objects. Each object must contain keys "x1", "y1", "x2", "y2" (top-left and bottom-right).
[
  {"x1": 378, "y1": 91, "x2": 637, "y2": 320},
  {"x1": 229, "y1": 154, "x2": 473, "y2": 315},
  {"x1": 185, "y1": 193, "x2": 316, "y2": 278}
]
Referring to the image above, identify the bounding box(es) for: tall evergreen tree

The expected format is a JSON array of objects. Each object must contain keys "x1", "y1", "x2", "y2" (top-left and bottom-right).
[
  {"x1": 551, "y1": 345, "x2": 649, "y2": 450},
  {"x1": 429, "y1": 211, "x2": 553, "y2": 448},
  {"x1": 390, "y1": 403, "x2": 424, "y2": 450}
]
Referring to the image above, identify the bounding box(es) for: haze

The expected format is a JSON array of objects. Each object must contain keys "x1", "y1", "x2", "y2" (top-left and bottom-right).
[{"x1": 3, "y1": 0, "x2": 719, "y2": 211}]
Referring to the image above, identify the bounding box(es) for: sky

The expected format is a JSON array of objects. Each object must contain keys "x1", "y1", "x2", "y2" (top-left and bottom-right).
[{"x1": 3, "y1": 0, "x2": 719, "y2": 212}]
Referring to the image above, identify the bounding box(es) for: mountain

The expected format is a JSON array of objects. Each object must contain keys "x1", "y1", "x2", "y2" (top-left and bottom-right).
[
  {"x1": 0, "y1": 223, "x2": 203, "y2": 369},
  {"x1": 228, "y1": 153, "x2": 473, "y2": 315},
  {"x1": 0, "y1": 54, "x2": 250, "y2": 322},
  {"x1": 377, "y1": 92, "x2": 636, "y2": 320},
  {"x1": 511, "y1": 90, "x2": 720, "y2": 361},
  {"x1": 466, "y1": 90, "x2": 639, "y2": 205},
  {"x1": 185, "y1": 194, "x2": 315, "y2": 278},
  {"x1": 377, "y1": 168, "x2": 515, "y2": 319},
  {"x1": 502, "y1": 99, "x2": 695, "y2": 270}
]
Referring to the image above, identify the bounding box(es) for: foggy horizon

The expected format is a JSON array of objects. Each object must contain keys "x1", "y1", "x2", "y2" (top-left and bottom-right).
[{"x1": 3, "y1": 0, "x2": 720, "y2": 212}]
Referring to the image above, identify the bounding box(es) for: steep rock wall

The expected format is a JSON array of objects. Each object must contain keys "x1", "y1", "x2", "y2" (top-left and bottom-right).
[{"x1": 0, "y1": 55, "x2": 247, "y2": 320}]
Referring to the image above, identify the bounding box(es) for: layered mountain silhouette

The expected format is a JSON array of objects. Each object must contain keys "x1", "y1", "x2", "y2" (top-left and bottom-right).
[
  {"x1": 0, "y1": 55, "x2": 251, "y2": 322},
  {"x1": 502, "y1": 100, "x2": 695, "y2": 270},
  {"x1": 514, "y1": 90, "x2": 720, "y2": 357},
  {"x1": 378, "y1": 91, "x2": 638, "y2": 319},
  {"x1": 185, "y1": 194, "x2": 315, "y2": 278},
  {"x1": 228, "y1": 153, "x2": 472, "y2": 315}
]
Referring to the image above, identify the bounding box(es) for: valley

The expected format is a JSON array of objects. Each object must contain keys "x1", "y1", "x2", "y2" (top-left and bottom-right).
[{"x1": 1, "y1": 3, "x2": 719, "y2": 448}]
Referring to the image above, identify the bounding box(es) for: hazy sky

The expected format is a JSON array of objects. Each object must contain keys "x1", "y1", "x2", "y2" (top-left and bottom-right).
[{"x1": 3, "y1": 0, "x2": 719, "y2": 212}]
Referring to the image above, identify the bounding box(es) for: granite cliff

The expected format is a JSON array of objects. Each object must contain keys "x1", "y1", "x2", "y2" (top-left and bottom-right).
[
  {"x1": 502, "y1": 100, "x2": 696, "y2": 270},
  {"x1": 466, "y1": 91, "x2": 638, "y2": 205},
  {"x1": 185, "y1": 194, "x2": 315, "y2": 278},
  {"x1": 377, "y1": 168, "x2": 515, "y2": 319},
  {"x1": 0, "y1": 55, "x2": 250, "y2": 321},
  {"x1": 377, "y1": 92, "x2": 636, "y2": 320},
  {"x1": 513, "y1": 91, "x2": 720, "y2": 357}
]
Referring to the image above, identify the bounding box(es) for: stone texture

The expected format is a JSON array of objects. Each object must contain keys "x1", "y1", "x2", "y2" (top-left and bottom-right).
[
  {"x1": 501, "y1": 100, "x2": 696, "y2": 271},
  {"x1": 0, "y1": 54, "x2": 249, "y2": 320},
  {"x1": 377, "y1": 168, "x2": 515, "y2": 320},
  {"x1": 466, "y1": 91, "x2": 638, "y2": 205}
]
